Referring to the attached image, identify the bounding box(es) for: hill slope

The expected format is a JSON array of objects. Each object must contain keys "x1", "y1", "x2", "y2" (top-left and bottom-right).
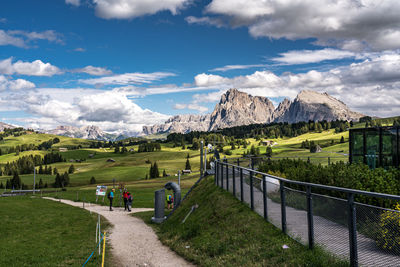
[{"x1": 135, "y1": 177, "x2": 346, "y2": 266}]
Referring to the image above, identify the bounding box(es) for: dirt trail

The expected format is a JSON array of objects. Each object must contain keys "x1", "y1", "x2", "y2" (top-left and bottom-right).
[{"x1": 44, "y1": 198, "x2": 194, "y2": 267}]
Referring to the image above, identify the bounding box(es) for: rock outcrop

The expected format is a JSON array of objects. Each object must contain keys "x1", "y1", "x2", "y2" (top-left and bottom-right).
[
  {"x1": 274, "y1": 90, "x2": 364, "y2": 123},
  {"x1": 208, "y1": 88, "x2": 275, "y2": 130},
  {"x1": 143, "y1": 114, "x2": 211, "y2": 135}
]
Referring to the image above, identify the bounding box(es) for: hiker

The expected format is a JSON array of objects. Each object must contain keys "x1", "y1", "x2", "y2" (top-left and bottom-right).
[
  {"x1": 166, "y1": 194, "x2": 174, "y2": 210},
  {"x1": 123, "y1": 189, "x2": 128, "y2": 211},
  {"x1": 108, "y1": 188, "x2": 115, "y2": 211},
  {"x1": 127, "y1": 192, "x2": 133, "y2": 212}
]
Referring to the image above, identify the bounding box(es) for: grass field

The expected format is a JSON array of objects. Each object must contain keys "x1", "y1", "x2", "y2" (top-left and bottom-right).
[
  {"x1": 0, "y1": 196, "x2": 111, "y2": 267},
  {"x1": 133, "y1": 176, "x2": 347, "y2": 267}
]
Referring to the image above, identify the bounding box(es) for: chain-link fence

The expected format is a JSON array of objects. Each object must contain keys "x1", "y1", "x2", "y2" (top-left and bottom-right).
[{"x1": 215, "y1": 159, "x2": 400, "y2": 267}]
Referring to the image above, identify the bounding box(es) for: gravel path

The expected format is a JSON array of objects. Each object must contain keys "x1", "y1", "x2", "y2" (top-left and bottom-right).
[{"x1": 44, "y1": 198, "x2": 194, "y2": 267}]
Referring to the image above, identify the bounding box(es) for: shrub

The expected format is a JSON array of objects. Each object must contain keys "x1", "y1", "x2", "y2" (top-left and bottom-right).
[
  {"x1": 376, "y1": 203, "x2": 400, "y2": 253},
  {"x1": 90, "y1": 177, "x2": 96, "y2": 184}
]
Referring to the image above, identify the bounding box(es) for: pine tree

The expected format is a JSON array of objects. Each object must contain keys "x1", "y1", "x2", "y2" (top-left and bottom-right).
[
  {"x1": 53, "y1": 167, "x2": 58, "y2": 175},
  {"x1": 266, "y1": 146, "x2": 272, "y2": 157},
  {"x1": 152, "y1": 162, "x2": 159, "y2": 178},
  {"x1": 38, "y1": 178, "x2": 43, "y2": 189},
  {"x1": 163, "y1": 169, "x2": 167, "y2": 177},
  {"x1": 54, "y1": 173, "x2": 61, "y2": 188},
  {"x1": 39, "y1": 165, "x2": 43, "y2": 174},
  {"x1": 90, "y1": 176, "x2": 96, "y2": 184},
  {"x1": 12, "y1": 172, "x2": 21, "y2": 189},
  {"x1": 0, "y1": 182, "x2": 3, "y2": 189},
  {"x1": 68, "y1": 164, "x2": 75, "y2": 174},
  {"x1": 114, "y1": 146, "x2": 120, "y2": 153},
  {"x1": 340, "y1": 136, "x2": 345, "y2": 143},
  {"x1": 62, "y1": 172, "x2": 70, "y2": 187},
  {"x1": 185, "y1": 155, "x2": 191, "y2": 170}
]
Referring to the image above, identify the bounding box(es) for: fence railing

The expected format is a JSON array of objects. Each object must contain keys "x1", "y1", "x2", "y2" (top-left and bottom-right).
[{"x1": 215, "y1": 159, "x2": 400, "y2": 267}]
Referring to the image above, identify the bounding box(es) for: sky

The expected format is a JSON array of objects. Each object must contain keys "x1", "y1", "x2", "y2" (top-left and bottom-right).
[{"x1": 0, "y1": 0, "x2": 400, "y2": 135}]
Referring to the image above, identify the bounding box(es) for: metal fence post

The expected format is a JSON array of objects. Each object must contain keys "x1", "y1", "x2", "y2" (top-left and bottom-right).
[
  {"x1": 240, "y1": 168, "x2": 244, "y2": 202},
  {"x1": 221, "y1": 162, "x2": 224, "y2": 188},
  {"x1": 214, "y1": 161, "x2": 218, "y2": 185},
  {"x1": 226, "y1": 162, "x2": 229, "y2": 190},
  {"x1": 280, "y1": 181, "x2": 287, "y2": 234},
  {"x1": 306, "y1": 186, "x2": 314, "y2": 249},
  {"x1": 250, "y1": 170, "x2": 254, "y2": 210},
  {"x1": 263, "y1": 175, "x2": 267, "y2": 220},
  {"x1": 348, "y1": 193, "x2": 358, "y2": 267},
  {"x1": 232, "y1": 165, "x2": 236, "y2": 197}
]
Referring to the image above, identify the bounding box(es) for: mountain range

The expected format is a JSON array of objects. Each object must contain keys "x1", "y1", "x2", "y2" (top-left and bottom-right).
[
  {"x1": 143, "y1": 89, "x2": 364, "y2": 135},
  {"x1": 45, "y1": 125, "x2": 127, "y2": 141}
]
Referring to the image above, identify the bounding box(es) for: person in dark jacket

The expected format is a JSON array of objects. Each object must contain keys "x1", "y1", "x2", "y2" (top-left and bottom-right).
[
  {"x1": 127, "y1": 192, "x2": 133, "y2": 212},
  {"x1": 108, "y1": 188, "x2": 115, "y2": 211}
]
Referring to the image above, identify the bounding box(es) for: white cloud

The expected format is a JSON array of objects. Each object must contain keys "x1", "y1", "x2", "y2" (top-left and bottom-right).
[
  {"x1": 272, "y1": 49, "x2": 356, "y2": 65},
  {"x1": 0, "y1": 18, "x2": 7, "y2": 23},
  {"x1": 73, "y1": 66, "x2": 113, "y2": 76},
  {"x1": 210, "y1": 64, "x2": 266, "y2": 72},
  {"x1": 185, "y1": 16, "x2": 225, "y2": 28},
  {"x1": 93, "y1": 0, "x2": 191, "y2": 19},
  {"x1": 0, "y1": 57, "x2": 62, "y2": 76},
  {"x1": 8, "y1": 30, "x2": 63, "y2": 44},
  {"x1": 80, "y1": 72, "x2": 176, "y2": 85},
  {"x1": 173, "y1": 103, "x2": 208, "y2": 113},
  {"x1": 205, "y1": 0, "x2": 400, "y2": 51},
  {"x1": 2, "y1": 88, "x2": 170, "y2": 135},
  {"x1": 0, "y1": 75, "x2": 35, "y2": 91},
  {"x1": 66, "y1": 0, "x2": 80, "y2": 6},
  {"x1": 0, "y1": 30, "x2": 26, "y2": 48}
]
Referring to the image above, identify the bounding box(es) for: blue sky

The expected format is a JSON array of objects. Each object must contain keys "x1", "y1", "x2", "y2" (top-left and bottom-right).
[{"x1": 1, "y1": 0, "x2": 400, "y2": 134}]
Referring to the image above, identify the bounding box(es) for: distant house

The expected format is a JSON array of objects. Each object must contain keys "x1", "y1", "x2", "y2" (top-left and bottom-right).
[
  {"x1": 260, "y1": 140, "x2": 277, "y2": 146},
  {"x1": 182, "y1": 169, "x2": 191, "y2": 174},
  {"x1": 107, "y1": 158, "x2": 116, "y2": 162},
  {"x1": 59, "y1": 147, "x2": 68, "y2": 152},
  {"x1": 88, "y1": 153, "x2": 94, "y2": 158}
]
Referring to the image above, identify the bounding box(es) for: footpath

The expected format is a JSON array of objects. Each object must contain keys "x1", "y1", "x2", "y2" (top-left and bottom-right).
[{"x1": 44, "y1": 198, "x2": 194, "y2": 267}]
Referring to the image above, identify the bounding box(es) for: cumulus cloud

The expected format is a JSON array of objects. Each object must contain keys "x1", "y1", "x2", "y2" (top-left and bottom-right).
[
  {"x1": 73, "y1": 66, "x2": 113, "y2": 76},
  {"x1": 93, "y1": 0, "x2": 191, "y2": 19},
  {"x1": 0, "y1": 57, "x2": 62, "y2": 76},
  {"x1": 0, "y1": 75, "x2": 35, "y2": 91},
  {"x1": 173, "y1": 103, "x2": 208, "y2": 113},
  {"x1": 66, "y1": 0, "x2": 80, "y2": 6},
  {"x1": 204, "y1": 0, "x2": 400, "y2": 51},
  {"x1": 2, "y1": 88, "x2": 170, "y2": 134},
  {"x1": 210, "y1": 64, "x2": 266, "y2": 72},
  {"x1": 80, "y1": 72, "x2": 176, "y2": 86},
  {"x1": 272, "y1": 48, "x2": 356, "y2": 65}
]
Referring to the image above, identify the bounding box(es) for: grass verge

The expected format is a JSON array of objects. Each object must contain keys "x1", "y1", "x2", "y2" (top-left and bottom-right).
[
  {"x1": 0, "y1": 196, "x2": 111, "y2": 266},
  {"x1": 133, "y1": 176, "x2": 348, "y2": 267}
]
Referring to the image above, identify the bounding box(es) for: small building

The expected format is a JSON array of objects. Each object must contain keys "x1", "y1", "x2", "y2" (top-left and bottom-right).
[
  {"x1": 349, "y1": 126, "x2": 399, "y2": 168},
  {"x1": 59, "y1": 147, "x2": 68, "y2": 152},
  {"x1": 182, "y1": 169, "x2": 191, "y2": 174},
  {"x1": 107, "y1": 158, "x2": 116, "y2": 162}
]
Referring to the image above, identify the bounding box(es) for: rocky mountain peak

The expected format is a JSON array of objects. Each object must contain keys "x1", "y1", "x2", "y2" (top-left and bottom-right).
[{"x1": 208, "y1": 88, "x2": 276, "y2": 130}]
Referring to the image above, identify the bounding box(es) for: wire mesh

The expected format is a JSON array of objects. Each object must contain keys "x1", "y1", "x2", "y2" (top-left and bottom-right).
[
  {"x1": 284, "y1": 187, "x2": 308, "y2": 245},
  {"x1": 356, "y1": 202, "x2": 400, "y2": 267},
  {"x1": 312, "y1": 193, "x2": 349, "y2": 261},
  {"x1": 265, "y1": 177, "x2": 282, "y2": 229}
]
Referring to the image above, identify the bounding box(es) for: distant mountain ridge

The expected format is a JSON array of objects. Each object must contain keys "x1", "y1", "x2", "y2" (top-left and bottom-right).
[
  {"x1": 0, "y1": 122, "x2": 16, "y2": 132},
  {"x1": 46, "y1": 125, "x2": 127, "y2": 141},
  {"x1": 143, "y1": 89, "x2": 364, "y2": 135}
]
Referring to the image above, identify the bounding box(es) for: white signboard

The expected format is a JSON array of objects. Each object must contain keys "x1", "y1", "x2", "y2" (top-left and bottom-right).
[{"x1": 96, "y1": 185, "x2": 107, "y2": 196}]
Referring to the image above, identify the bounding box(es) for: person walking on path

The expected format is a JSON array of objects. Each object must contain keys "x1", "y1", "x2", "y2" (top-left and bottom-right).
[
  {"x1": 127, "y1": 192, "x2": 133, "y2": 212},
  {"x1": 108, "y1": 188, "x2": 115, "y2": 211},
  {"x1": 123, "y1": 189, "x2": 128, "y2": 211},
  {"x1": 166, "y1": 194, "x2": 174, "y2": 210}
]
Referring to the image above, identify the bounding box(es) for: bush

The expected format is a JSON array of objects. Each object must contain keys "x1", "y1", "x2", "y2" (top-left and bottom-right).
[
  {"x1": 90, "y1": 177, "x2": 96, "y2": 184},
  {"x1": 376, "y1": 203, "x2": 400, "y2": 253}
]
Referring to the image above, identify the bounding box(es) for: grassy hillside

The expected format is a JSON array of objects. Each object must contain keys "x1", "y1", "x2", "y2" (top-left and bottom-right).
[
  {"x1": 0, "y1": 132, "x2": 93, "y2": 150},
  {"x1": 134, "y1": 176, "x2": 347, "y2": 266},
  {"x1": 0, "y1": 196, "x2": 111, "y2": 266}
]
